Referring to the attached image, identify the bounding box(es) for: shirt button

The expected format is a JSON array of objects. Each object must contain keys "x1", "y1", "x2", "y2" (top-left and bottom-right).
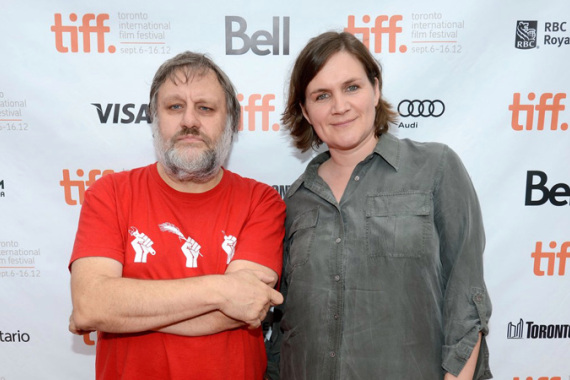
[
  {"x1": 335, "y1": 237, "x2": 342, "y2": 244},
  {"x1": 334, "y1": 275, "x2": 340, "y2": 281},
  {"x1": 329, "y1": 351, "x2": 336, "y2": 358},
  {"x1": 334, "y1": 314, "x2": 339, "y2": 320},
  {"x1": 354, "y1": 175, "x2": 360, "y2": 181}
]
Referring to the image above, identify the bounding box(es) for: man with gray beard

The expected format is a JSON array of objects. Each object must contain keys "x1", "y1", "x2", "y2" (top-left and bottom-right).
[{"x1": 68, "y1": 52, "x2": 286, "y2": 380}]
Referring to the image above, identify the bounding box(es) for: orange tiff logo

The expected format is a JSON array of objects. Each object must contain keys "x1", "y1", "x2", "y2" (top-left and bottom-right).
[
  {"x1": 345, "y1": 15, "x2": 406, "y2": 53},
  {"x1": 51, "y1": 13, "x2": 115, "y2": 53},
  {"x1": 531, "y1": 241, "x2": 570, "y2": 276},
  {"x1": 83, "y1": 332, "x2": 96, "y2": 346},
  {"x1": 509, "y1": 92, "x2": 567, "y2": 131},
  {"x1": 60, "y1": 169, "x2": 114, "y2": 205},
  {"x1": 237, "y1": 93, "x2": 279, "y2": 132}
]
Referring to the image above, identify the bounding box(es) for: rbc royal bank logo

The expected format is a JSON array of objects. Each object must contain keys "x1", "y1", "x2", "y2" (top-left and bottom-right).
[
  {"x1": 51, "y1": 13, "x2": 115, "y2": 53},
  {"x1": 515, "y1": 20, "x2": 538, "y2": 49}
]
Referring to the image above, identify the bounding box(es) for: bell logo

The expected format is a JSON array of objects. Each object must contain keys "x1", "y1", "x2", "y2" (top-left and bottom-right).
[
  {"x1": 525, "y1": 171, "x2": 570, "y2": 206},
  {"x1": 51, "y1": 13, "x2": 115, "y2": 53},
  {"x1": 509, "y1": 92, "x2": 567, "y2": 131},
  {"x1": 225, "y1": 16, "x2": 290, "y2": 56},
  {"x1": 60, "y1": 169, "x2": 115, "y2": 205},
  {"x1": 237, "y1": 93, "x2": 279, "y2": 131},
  {"x1": 345, "y1": 15, "x2": 407, "y2": 53}
]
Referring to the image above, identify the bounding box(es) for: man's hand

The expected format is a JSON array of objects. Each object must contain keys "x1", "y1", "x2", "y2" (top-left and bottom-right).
[
  {"x1": 69, "y1": 312, "x2": 94, "y2": 335},
  {"x1": 218, "y1": 267, "x2": 283, "y2": 329}
]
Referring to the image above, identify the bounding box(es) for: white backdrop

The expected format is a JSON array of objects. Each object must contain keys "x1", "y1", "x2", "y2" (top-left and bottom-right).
[{"x1": 1, "y1": 0, "x2": 569, "y2": 379}]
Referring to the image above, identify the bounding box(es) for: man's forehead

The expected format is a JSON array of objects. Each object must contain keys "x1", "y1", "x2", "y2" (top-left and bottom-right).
[
  {"x1": 159, "y1": 68, "x2": 225, "y2": 99},
  {"x1": 167, "y1": 67, "x2": 217, "y2": 87}
]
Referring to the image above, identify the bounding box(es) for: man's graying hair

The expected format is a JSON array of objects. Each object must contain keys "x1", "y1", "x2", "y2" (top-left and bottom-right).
[{"x1": 149, "y1": 51, "x2": 241, "y2": 133}]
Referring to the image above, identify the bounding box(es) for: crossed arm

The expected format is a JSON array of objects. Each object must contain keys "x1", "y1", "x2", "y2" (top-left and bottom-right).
[{"x1": 69, "y1": 257, "x2": 282, "y2": 336}]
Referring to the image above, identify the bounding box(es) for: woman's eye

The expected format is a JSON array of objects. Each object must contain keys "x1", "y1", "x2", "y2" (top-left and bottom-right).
[
  {"x1": 315, "y1": 93, "x2": 329, "y2": 101},
  {"x1": 347, "y1": 85, "x2": 359, "y2": 92}
]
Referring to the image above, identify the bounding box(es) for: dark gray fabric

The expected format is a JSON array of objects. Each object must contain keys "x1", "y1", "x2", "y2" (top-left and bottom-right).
[{"x1": 276, "y1": 133, "x2": 492, "y2": 380}]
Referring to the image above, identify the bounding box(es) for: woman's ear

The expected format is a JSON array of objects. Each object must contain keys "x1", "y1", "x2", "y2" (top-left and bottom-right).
[
  {"x1": 300, "y1": 103, "x2": 311, "y2": 124},
  {"x1": 374, "y1": 77, "x2": 380, "y2": 107}
]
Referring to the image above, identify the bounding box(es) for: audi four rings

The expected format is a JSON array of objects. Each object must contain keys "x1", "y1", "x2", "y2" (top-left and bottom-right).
[{"x1": 397, "y1": 99, "x2": 445, "y2": 117}]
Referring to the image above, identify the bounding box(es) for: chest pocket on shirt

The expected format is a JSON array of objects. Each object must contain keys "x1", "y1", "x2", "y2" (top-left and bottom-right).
[
  {"x1": 286, "y1": 207, "x2": 319, "y2": 272},
  {"x1": 366, "y1": 192, "x2": 431, "y2": 258}
]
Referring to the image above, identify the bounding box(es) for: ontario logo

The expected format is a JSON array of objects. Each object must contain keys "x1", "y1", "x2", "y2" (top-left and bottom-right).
[
  {"x1": 507, "y1": 319, "x2": 570, "y2": 339},
  {"x1": 0, "y1": 330, "x2": 31, "y2": 343},
  {"x1": 515, "y1": 20, "x2": 538, "y2": 49}
]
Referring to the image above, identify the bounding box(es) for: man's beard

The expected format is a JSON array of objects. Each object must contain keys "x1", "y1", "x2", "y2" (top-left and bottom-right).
[{"x1": 152, "y1": 119, "x2": 233, "y2": 183}]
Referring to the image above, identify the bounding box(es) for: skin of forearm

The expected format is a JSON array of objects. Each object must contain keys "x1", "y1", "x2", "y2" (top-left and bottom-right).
[
  {"x1": 153, "y1": 260, "x2": 278, "y2": 336},
  {"x1": 71, "y1": 270, "x2": 227, "y2": 334},
  {"x1": 70, "y1": 257, "x2": 280, "y2": 335},
  {"x1": 156, "y1": 311, "x2": 245, "y2": 336},
  {"x1": 444, "y1": 333, "x2": 482, "y2": 380}
]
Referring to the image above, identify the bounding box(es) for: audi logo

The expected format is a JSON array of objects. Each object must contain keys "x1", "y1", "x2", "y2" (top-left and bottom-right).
[{"x1": 397, "y1": 99, "x2": 445, "y2": 118}]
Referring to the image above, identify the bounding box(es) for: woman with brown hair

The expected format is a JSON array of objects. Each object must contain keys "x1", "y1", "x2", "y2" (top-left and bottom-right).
[{"x1": 272, "y1": 31, "x2": 492, "y2": 380}]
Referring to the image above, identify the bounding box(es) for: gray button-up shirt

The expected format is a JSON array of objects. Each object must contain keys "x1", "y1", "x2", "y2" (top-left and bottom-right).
[{"x1": 279, "y1": 133, "x2": 492, "y2": 380}]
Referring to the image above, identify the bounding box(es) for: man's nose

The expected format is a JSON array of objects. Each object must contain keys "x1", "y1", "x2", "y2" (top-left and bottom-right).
[{"x1": 181, "y1": 107, "x2": 201, "y2": 129}]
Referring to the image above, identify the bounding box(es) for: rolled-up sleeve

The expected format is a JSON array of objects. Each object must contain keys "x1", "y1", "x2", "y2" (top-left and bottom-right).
[{"x1": 434, "y1": 146, "x2": 492, "y2": 379}]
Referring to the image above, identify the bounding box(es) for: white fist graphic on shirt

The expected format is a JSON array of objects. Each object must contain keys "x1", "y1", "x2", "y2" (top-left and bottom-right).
[
  {"x1": 222, "y1": 234, "x2": 237, "y2": 264},
  {"x1": 129, "y1": 227, "x2": 156, "y2": 263},
  {"x1": 181, "y1": 237, "x2": 202, "y2": 268}
]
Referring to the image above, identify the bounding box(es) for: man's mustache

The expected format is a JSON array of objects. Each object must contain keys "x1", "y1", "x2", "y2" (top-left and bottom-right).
[{"x1": 172, "y1": 127, "x2": 212, "y2": 146}]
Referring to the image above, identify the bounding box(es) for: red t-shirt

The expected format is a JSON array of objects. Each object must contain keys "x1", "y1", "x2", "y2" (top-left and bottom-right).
[{"x1": 70, "y1": 163, "x2": 285, "y2": 379}]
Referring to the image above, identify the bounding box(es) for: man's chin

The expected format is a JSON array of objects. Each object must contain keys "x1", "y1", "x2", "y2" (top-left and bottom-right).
[{"x1": 174, "y1": 137, "x2": 208, "y2": 147}]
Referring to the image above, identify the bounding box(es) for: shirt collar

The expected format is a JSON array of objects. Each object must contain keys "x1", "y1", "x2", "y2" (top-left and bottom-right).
[
  {"x1": 373, "y1": 132, "x2": 400, "y2": 171},
  {"x1": 287, "y1": 133, "x2": 401, "y2": 198}
]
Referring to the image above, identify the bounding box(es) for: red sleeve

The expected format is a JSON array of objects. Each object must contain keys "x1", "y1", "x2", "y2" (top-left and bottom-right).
[
  {"x1": 232, "y1": 183, "x2": 286, "y2": 278},
  {"x1": 69, "y1": 174, "x2": 127, "y2": 271}
]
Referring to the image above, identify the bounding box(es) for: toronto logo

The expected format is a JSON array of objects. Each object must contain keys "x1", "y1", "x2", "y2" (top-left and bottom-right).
[{"x1": 507, "y1": 319, "x2": 570, "y2": 339}]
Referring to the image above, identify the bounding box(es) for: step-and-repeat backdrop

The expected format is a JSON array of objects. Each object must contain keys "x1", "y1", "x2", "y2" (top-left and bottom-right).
[{"x1": 1, "y1": 0, "x2": 569, "y2": 379}]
